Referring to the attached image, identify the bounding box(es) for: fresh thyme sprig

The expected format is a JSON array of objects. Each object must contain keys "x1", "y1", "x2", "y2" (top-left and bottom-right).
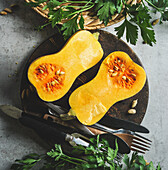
[{"x1": 27, "y1": 0, "x2": 168, "y2": 45}]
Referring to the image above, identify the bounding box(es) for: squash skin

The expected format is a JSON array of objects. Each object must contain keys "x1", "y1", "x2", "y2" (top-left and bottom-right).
[
  {"x1": 27, "y1": 30, "x2": 103, "y2": 102},
  {"x1": 69, "y1": 51, "x2": 146, "y2": 125}
]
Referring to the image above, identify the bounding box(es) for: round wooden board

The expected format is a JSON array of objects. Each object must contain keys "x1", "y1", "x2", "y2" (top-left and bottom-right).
[{"x1": 20, "y1": 30, "x2": 149, "y2": 125}]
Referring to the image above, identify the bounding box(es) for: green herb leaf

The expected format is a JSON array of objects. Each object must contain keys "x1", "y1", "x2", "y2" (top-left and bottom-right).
[
  {"x1": 61, "y1": 15, "x2": 79, "y2": 40},
  {"x1": 86, "y1": 155, "x2": 97, "y2": 162},
  {"x1": 27, "y1": 0, "x2": 168, "y2": 45},
  {"x1": 79, "y1": 13, "x2": 84, "y2": 30},
  {"x1": 123, "y1": 154, "x2": 130, "y2": 167},
  {"x1": 138, "y1": 155, "x2": 147, "y2": 166},
  {"x1": 16, "y1": 158, "x2": 38, "y2": 164},
  {"x1": 115, "y1": 19, "x2": 138, "y2": 45},
  {"x1": 157, "y1": 163, "x2": 161, "y2": 170},
  {"x1": 162, "y1": 11, "x2": 168, "y2": 21},
  {"x1": 114, "y1": 20, "x2": 126, "y2": 39},
  {"x1": 116, "y1": 0, "x2": 123, "y2": 13},
  {"x1": 12, "y1": 137, "x2": 161, "y2": 170},
  {"x1": 49, "y1": 8, "x2": 63, "y2": 28},
  {"x1": 139, "y1": 25, "x2": 156, "y2": 45},
  {"x1": 96, "y1": 0, "x2": 116, "y2": 26}
]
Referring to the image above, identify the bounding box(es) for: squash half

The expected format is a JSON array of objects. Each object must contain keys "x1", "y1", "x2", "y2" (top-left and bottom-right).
[
  {"x1": 27, "y1": 30, "x2": 103, "y2": 102},
  {"x1": 69, "y1": 51, "x2": 146, "y2": 125}
]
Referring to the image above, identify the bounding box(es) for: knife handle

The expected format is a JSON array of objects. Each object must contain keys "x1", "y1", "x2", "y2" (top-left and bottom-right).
[{"x1": 19, "y1": 115, "x2": 67, "y2": 143}]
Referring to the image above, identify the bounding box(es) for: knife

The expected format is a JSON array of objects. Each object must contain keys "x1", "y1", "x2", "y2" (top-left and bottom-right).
[
  {"x1": 0, "y1": 105, "x2": 130, "y2": 154},
  {"x1": 21, "y1": 116, "x2": 91, "y2": 147},
  {"x1": 44, "y1": 102, "x2": 149, "y2": 133},
  {"x1": 0, "y1": 105, "x2": 90, "y2": 147},
  {"x1": 98, "y1": 116, "x2": 149, "y2": 133}
]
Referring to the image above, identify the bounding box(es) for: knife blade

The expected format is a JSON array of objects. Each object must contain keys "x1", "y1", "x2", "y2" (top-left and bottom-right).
[
  {"x1": 98, "y1": 116, "x2": 149, "y2": 133},
  {"x1": 0, "y1": 104, "x2": 130, "y2": 154},
  {"x1": 44, "y1": 102, "x2": 149, "y2": 133}
]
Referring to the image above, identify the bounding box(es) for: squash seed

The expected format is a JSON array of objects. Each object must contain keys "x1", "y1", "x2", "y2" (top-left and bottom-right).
[
  {"x1": 111, "y1": 72, "x2": 118, "y2": 77},
  {"x1": 56, "y1": 70, "x2": 60, "y2": 74},
  {"x1": 132, "y1": 99, "x2": 138, "y2": 108},
  {"x1": 109, "y1": 69, "x2": 114, "y2": 73},
  {"x1": 51, "y1": 81, "x2": 56, "y2": 86},
  {"x1": 41, "y1": 65, "x2": 46, "y2": 69},
  {"x1": 21, "y1": 89, "x2": 25, "y2": 99},
  {"x1": 60, "y1": 71, "x2": 65, "y2": 75},
  {"x1": 131, "y1": 73, "x2": 136, "y2": 77},
  {"x1": 0, "y1": 11, "x2": 7, "y2": 15},
  {"x1": 10, "y1": 4, "x2": 19, "y2": 9},
  {"x1": 128, "y1": 109, "x2": 136, "y2": 114},
  {"x1": 26, "y1": 89, "x2": 29, "y2": 97},
  {"x1": 127, "y1": 77, "x2": 131, "y2": 81},
  {"x1": 4, "y1": 8, "x2": 12, "y2": 13},
  {"x1": 152, "y1": 18, "x2": 159, "y2": 26},
  {"x1": 54, "y1": 79, "x2": 59, "y2": 84},
  {"x1": 120, "y1": 64, "x2": 124, "y2": 67},
  {"x1": 114, "y1": 66, "x2": 119, "y2": 71},
  {"x1": 47, "y1": 83, "x2": 50, "y2": 87},
  {"x1": 122, "y1": 76, "x2": 127, "y2": 80},
  {"x1": 40, "y1": 69, "x2": 44, "y2": 74}
]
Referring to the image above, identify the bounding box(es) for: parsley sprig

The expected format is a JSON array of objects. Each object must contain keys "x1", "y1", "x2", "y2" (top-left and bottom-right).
[
  {"x1": 11, "y1": 135, "x2": 161, "y2": 170},
  {"x1": 27, "y1": 0, "x2": 168, "y2": 45}
]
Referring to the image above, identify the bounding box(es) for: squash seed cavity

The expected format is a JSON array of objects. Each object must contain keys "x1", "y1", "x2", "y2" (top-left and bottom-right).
[
  {"x1": 34, "y1": 63, "x2": 65, "y2": 93},
  {"x1": 105, "y1": 56, "x2": 137, "y2": 89}
]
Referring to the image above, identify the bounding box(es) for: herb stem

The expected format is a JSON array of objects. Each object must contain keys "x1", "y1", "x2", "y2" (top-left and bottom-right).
[
  {"x1": 59, "y1": 157, "x2": 83, "y2": 165},
  {"x1": 144, "y1": 0, "x2": 163, "y2": 12},
  {"x1": 65, "y1": 155, "x2": 87, "y2": 163},
  {"x1": 63, "y1": 5, "x2": 87, "y2": 8},
  {"x1": 66, "y1": 3, "x2": 94, "y2": 18},
  {"x1": 65, "y1": 0, "x2": 92, "y2": 3}
]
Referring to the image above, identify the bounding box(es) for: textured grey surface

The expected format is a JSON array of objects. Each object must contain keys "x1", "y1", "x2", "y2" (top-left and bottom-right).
[{"x1": 0, "y1": 0, "x2": 168, "y2": 169}]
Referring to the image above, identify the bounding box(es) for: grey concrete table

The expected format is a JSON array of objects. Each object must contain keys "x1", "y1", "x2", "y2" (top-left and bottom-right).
[{"x1": 0, "y1": 0, "x2": 168, "y2": 169}]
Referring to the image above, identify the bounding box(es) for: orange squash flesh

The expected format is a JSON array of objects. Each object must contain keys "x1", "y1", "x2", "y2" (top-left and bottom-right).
[
  {"x1": 27, "y1": 30, "x2": 103, "y2": 102},
  {"x1": 69, "y1": 51, "x2": 146, "y2": 125}
]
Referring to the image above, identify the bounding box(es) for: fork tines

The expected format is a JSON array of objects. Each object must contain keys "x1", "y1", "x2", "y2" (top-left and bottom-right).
[{"x1": 131, "y1": 134, "x2": 152, "y2": 154}]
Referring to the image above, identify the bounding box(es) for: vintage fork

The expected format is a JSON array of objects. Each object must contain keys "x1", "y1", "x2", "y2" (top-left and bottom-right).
[
  {"x1": 89, "y1": 123, "x2": 152, "y2": 154},
  {"x1": 114, "y1": 133, "x2": 151, "y2": 154}
]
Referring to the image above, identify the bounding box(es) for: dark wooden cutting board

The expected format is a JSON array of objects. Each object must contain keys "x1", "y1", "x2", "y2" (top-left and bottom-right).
[{"x1": 20, "y1": 30, "x2": 149, "y2": 125}]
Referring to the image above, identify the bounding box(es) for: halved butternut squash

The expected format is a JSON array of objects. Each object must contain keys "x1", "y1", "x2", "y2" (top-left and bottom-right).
[
  {"x1": 69, "y1": 51, "x2": 146, "y2": 125},
  {"x1": 27, "y1": 30, "x2": 103, "y2": 101}
]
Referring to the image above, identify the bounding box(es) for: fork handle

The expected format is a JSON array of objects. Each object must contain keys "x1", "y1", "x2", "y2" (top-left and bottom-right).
[{"x1": 90, "y1": 123, "x2": 119, "y2": 134}]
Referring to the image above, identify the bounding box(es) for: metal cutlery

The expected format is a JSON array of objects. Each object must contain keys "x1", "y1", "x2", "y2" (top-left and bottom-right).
[
  {"x1": 88, "y1": 123, "x2": 151, "y2": 154},
  {"x1": 45, "y1": 103, "x2": 151, "y2": 153},
  {"x1": 0, "y1": 105, "x2": 91, "y2": 147},
  {"x1": 20, "y1": 116, "x2": 91, "y2": 147},
  {"x1": 115, "y1": 133, "x2": 151, "y2": 154},
  {"x1": 44, "y1": 102, "x2": 149, "y2": 133},
  {"x1": 0, "y1": 105, "x2": 130, "y2": 154}
]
